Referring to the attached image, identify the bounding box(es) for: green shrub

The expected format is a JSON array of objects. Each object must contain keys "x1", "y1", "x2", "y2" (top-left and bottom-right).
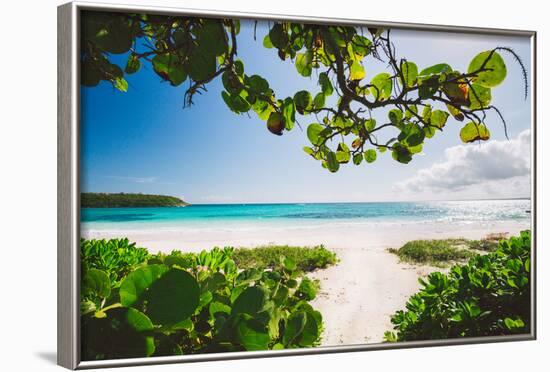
[
  {"x1": 388, "y1": 239, "x2": 475, "y2": 266},
  {"x1": 232, "y1": 244, "x2": 338, "y2": 272},
  {"x1": 385, "y1": 231, "x2": 531, "y2": 342},
  {"x1": 81, "y1": 241, "x2": 325, "y2": 360},
  {"x1": 81, "y1": 238, "x2": 150, "y2": 286}
]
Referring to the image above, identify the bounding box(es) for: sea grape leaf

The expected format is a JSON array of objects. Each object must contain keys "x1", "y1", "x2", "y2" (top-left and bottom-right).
[
  {"x1": 468, "y1": 51, "x2": 507, "y2": 88},
  {"x1": 364, "y1": 149, "x2": 377, "y2": 163},
  {"x1": 236, "y1": 318, "x2": 270, "y2": 351},
  {"x1": 120, "y1": 265, "x2": 200, "y2": 326},
  {"x1": 232, "y1": 286, "x2": 268, "y2": 316},
  {"x1": 307, "y1": 123, "x2": 324, "y2": 146},
  {"x1": 81, "y1": 307, "x2": 155, "y2": 359},
  {"x1": 460, "y1": 122, "x2": 491, "y2": 143},
  {"x1": 350, "y1": 61, "x2": 366, "y2": 81},
  {"x1": 468, "y1": 83, "x2": 492, "y2": 109},
  {"x1": 83, "y1": 268, "x2": 111, "y2": 299},
  {"x1": 296, "y1": 51, "x2": 313, "y2": 77},
  {"x1": 370, "y1": 73, "x2": 392, "y2": 100},
  {"x1": 400, "y1": 61, "x2": 418, "y2": 87},
  {"x1": 419, "y1": 63, "x2": 451, "y2": 76}
]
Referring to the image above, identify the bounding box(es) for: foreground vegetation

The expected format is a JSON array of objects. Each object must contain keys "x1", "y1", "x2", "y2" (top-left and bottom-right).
[
  {"x1": 385, "y1": 231, "x2": 531, "y2": 342},
  {"x1": 232, "y1": 245, "x2": 338, "y2": 272},
  {"x1": 81, "y1": 239, "x2": 337, "y2": 360},
  {"x1": 388, "y1": 235, "x2": 500, "y2": 267},
  {"x1": 81, "y1": 192, "x2": 188, "y2": 208}
]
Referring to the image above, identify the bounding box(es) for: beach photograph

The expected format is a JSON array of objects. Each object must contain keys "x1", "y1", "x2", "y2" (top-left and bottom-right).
[{"x1": 79, "y1": 10, "x2": 533, "y2": 360}]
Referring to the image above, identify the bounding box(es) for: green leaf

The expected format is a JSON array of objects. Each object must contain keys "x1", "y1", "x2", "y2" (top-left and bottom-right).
[
  {"x1": 319, "y1": 72, "x2": 334, "y2": 96},
  {"x1": 296, "y1": 51, "x2": 313, "y2": 77},
  {"x1": 237, "y1": 318, "x2": 270, "y2": 351},
  {"x1": 209, "y1": 301, "x2": 232, "y2": 318},
  {"x1": 313, "y1": 92, "x2": 326, "y2": 109},
  {"x1": 364, "y1": 149, "x2": 377, "y2": 163},
  {"x1": 468, "y1": 83, "x2": 492, "y2": 109},
  {"x1": 431, "y1": 110, "x2": 449, "y2": 128},
  {"x1": 83, "y1": 269, "x2": 111, "y2": 299},
  {"x1": 263, "y1": 34, "x2": 274, "y2": 48},
  {"x1": 307, "y1": 123, "x2": 324, "y2": 146},
  {"x1": 283, "y1": 311, "x2": 306, "y2": 345},
  {"x1": 152, "y1": 54, "x2": 187, "y2": 86},
  {"x1": 232, "y1": 286, "x2": 268, "y2": 316},
  {"x1": 325, "y1": 151, "x2": 340, "y2": 172},
  {"x1": 124, "y1": 54, "x2": 141, "y2": 74},
  {"x1": 418, "y1": 76, "x2": 439, "y2": 99},
  {"x1": 281, "y1": 98, "x2": 296, "y2": 130},
  {"x1": 186, "y1": 51, "x2": 216, "y2": 82},
  {"x1": 468, "y1": 50, "x2": 507, "y2": 88},
  {"x1": 221, "y1": 91, "x2": 251, "y2": 113},
  {"x1": 364, "y1": 118, "x2": 376, "y2": 132},
  {"x1": 370, "y1": 73, "x2": 392, "y2": 100},
  {"x1": 400, "y1": 61, "x2": 418, "y2": 87},
  {"x1": 82, "y1": 307, "x2": 155, "y2": 359},
  {"x1": 268, "y1": 24, "x2": 288, "y2": 49},
  {"x1": 350, "y1": 61, "x2": 365, "y2": 81},
  {"x1": 247, "y1": 75, "x2": 269, "y2": 94},
  {"x1": 392, "y1": 143, "x2": 413, "y2": 164},
  {"x1": 294, "y1": 90, "x2": 312, "y2": 114},
  {"x1": 388, "y1": 109, "x2": 403, "y2": 125},
  {"x1": 353, "y1": 153, "x2": 363, "y2": 165},
  {"x1": 419, "y1": 63, "x2": 451, "y2": 76},
  {"x1": 460, "y1": 122, "x2": 491, "y2": 143},
  {"x1": 336, "y1": 143, "x2": 351, "y2": 164},
  {"x1": 119, "y1": 265, "x2": 200, "y2": 326},
  {"x1": 113, "y1": 77, "x2": 128, "y2": 92},
  {"x1": 267, "y1": 112, "x2": 285, "y2": 136}
]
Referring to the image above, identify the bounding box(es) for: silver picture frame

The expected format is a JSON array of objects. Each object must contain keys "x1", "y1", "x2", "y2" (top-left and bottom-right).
[{"x1": 58, "y1": 1, "x2": 537, "y2": 369}]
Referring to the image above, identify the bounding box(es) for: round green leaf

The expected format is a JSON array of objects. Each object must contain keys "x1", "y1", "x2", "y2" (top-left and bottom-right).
[
  {"x1": 81, "y1": 307, "x2": 155, "y2": 359},
  {"x1": 294, "y1": 90, "x2": 312, "y2": 114},
  {"x1": 460, "y1": 122, "x2": 491, "y2": 143},
  {"x1": 468, "y1": 83, "x2": 492, "y2": 109},
  {"x1": 232, "y1": 286, "x2": 268, "y2": 316},
  {"x1": 400, "y1": 61, "x2": 418, "y2": 87},
  {"x1": 325, "y1": 151, "x2": 340, "y2": 172},
  {"x1": 319, "y1": 72, "x2": 334, "y2": 96},
  {"x1": 120, "y1": 265, "x2": 200, "y2": 326},
  {"x1": 236, "y1": 318, "x2": 270, "y2": 351},
  {"x1": 468, "y1": 51, "x2": 507, "y2": 88},
  {"x1": 364, "y1": 149, "x2": 377, "y2": 163},
  {"x1": 307, "y1": 123, "x2": 324, "y2": 146},
  {"x1": 430, "y1": 110, "x2": 449, "y2": 128},
  {"x1": 296, "y1": 51, "x2": 313, "y2": 77},
  {"x1": 350, "y1": 61, "x2": 365, "y2": 81},
  {"x1": 419, "y1": 63, "x2": 451, "y2": 76},
  {"x1": 83, "y1": 268, "x2": 111, "y2": 299},
  {"x1": 370, "y1": 73, "x2": 392, "y2": 100}
]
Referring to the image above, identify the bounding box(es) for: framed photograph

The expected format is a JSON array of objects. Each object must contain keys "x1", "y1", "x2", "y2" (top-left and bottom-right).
[{"x1": 57, "y1": 1, "x2": 536, "y2": 369}]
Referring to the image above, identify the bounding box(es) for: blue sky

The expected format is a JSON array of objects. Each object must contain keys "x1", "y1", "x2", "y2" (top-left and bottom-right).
[{"x1": 81, "y1": 20, "x2": 532, "y2": 204}]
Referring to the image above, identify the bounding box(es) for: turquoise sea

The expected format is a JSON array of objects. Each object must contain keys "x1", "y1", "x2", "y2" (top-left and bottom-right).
[{"x1": 81, "y1": 199, "x2": 531, "y2": 232}]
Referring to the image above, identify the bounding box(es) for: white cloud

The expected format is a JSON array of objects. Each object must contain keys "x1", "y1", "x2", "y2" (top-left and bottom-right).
[{"x1": 395, "y1": 130, "x2": 531, "y2": 198}]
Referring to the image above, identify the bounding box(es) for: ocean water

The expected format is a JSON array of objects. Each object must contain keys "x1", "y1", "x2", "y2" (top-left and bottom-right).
[{"x1": 81, "y1": 199, "x2": 531, "y2": 232}]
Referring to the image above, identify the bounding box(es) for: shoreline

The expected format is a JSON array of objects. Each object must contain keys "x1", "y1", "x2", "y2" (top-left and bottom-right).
[{"x1": 81, "y1": 220, "x2": 530, "y2": 346}]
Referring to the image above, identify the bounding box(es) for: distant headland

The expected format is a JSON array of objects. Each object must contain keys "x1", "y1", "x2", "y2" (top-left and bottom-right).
[{"x1": 81, "y1": 192, "x2": 188, "y2": 208}]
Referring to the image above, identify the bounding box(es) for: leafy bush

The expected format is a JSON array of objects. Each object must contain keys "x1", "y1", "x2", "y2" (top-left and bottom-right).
[
  {"x1": 232, "y1": 244, "x2": 338, "y2": 272},
  {"x1": 388, "y1": 239, "x2": 475, "y2": 266},
  {"x1": 81, "y1": 238, "x2": 150, "y2": 286},
  {"x1": 385, "y1": 231, "x2": 531, "y2": 342},
  {"x1": 81, "y1": 240, "x2": 326, "y2": 360}
]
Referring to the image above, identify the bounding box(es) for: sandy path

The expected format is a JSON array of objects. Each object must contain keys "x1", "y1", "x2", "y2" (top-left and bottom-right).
[{"x1": 309, "y1": 247, "x2": 436, "y2": 346}]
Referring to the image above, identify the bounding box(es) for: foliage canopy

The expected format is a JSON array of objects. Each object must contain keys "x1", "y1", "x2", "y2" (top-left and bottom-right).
[{"x1": 81, "y1": 11, "x2": 527, "y2": 172}]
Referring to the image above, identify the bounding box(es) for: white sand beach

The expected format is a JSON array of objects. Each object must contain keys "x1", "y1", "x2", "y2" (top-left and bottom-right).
[{"x1": 83, "y1": 220, "x2": 530, "y2": 346}]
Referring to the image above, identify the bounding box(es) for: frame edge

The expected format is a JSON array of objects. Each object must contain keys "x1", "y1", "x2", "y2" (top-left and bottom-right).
[{"x1": 58, "y1": 2, "x2": 79, "y2": 370}]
